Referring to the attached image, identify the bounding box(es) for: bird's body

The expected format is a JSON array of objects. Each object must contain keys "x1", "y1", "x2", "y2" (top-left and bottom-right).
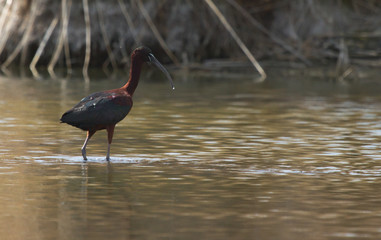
[
  {"x1": 61, "y1": 89, "x2": 132, "y2": 131},
  {"x1": 61, "y1": 46, "x2": 174, "y2": 161}
]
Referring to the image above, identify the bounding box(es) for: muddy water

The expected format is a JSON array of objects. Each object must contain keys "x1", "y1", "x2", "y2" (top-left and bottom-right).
[{"x1": 0, "y1": 70, "x2": 381, "y2": 239}]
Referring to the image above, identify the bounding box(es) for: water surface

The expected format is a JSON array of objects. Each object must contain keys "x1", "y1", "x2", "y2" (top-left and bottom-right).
[{"x1": 0, "y1": 69, "x2": 381, "y2": 239}]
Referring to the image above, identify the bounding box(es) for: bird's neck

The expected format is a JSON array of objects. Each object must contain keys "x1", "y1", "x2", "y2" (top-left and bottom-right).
[{"x1": 122, "y1": 59, "x2": 144, "y2": 96}]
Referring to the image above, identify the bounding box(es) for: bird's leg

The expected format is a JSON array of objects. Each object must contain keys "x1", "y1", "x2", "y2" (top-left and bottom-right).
[
  {"x1": 106, "y1": 125, "x2": 115, "y2": 161},
  {"x1": 82, "y1": 130, "x2": 95, "y2": 161}
]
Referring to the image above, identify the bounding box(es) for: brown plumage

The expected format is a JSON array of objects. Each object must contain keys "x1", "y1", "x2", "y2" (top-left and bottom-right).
[{"x1": 61, "y1": 47, "x2": 174, "y2": 161}]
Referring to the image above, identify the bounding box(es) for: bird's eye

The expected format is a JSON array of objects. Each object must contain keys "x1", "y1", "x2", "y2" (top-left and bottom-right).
[{"x1": 148, "y1": 53, "x2": 154, "y2": 62}]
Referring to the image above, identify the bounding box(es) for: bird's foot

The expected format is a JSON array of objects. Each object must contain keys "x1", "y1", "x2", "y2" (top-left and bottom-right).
[{"x1": 82, "y1": 149, "x2": 87, "y2": 161}]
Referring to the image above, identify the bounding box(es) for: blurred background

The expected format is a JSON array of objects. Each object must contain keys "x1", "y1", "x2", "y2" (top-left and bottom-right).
[{"x1": 0, "y1": 0, "x2": 379, "y2": 77}]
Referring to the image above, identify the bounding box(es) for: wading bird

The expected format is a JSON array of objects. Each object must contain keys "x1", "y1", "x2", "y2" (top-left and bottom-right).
[{"x1": 61, "y1": 47, "x2": 174, "y2": 161}]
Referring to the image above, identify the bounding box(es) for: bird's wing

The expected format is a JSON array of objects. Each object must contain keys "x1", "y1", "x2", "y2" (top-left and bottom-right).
[{"x1": 61, "y1": 92, "x2": 132, "y2": 130}]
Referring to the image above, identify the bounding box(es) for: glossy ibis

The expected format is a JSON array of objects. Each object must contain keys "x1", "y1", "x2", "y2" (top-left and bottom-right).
[{"x1": 61, "y1": 46, "x2": 174, "y2": 161}]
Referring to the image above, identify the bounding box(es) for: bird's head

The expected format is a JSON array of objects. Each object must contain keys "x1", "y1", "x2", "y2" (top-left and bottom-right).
[{"x1": 132, "y1": 46, "x2": 175, "y2": 90}]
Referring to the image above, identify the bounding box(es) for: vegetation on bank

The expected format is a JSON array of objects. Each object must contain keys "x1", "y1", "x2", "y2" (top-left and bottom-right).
[{"x1": 0, "y1": 0, "x2": 379, "y2": 78}]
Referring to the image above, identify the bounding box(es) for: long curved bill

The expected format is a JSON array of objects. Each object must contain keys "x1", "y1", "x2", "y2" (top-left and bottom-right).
[{"x1": 148, "y1": 53, "x2": 175, "y2": 90}]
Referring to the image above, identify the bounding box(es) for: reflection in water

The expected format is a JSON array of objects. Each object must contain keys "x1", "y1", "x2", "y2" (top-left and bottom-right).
[{"x1": 1, "y1": 71, "x2": 381, "y2": 239}]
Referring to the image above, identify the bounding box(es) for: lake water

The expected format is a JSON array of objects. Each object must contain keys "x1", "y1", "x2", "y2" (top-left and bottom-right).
[{"x1": 0, "y1": 68, "x2": 381, "y2": 239}]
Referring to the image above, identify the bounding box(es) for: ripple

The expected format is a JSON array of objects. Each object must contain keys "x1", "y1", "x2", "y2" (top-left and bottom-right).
[{"x1": 32, "y1": 154, "x2": 167, "y2": 164}]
